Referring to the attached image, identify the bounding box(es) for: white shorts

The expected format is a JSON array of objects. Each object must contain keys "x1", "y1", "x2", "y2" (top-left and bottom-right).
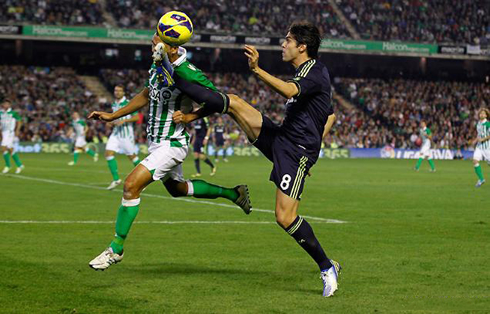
[
  {"x1": 75, "y1": 136, "x2": 87, "y2": 148},
  {"x1": 1, "y1": 132, "x2": 14, "y2": 148},
  {"x1": 419, "y1": 142, "x2": 431, "y2": 158},
  {"x1": 140, "y1": 140, "x2": 188, "y2": 182},
  {"x1": 106, "y1": 134, "x2": 138, "y2": 156},
  {"x1": 473, "y1": 147, "x2": 490, "y2": 162}
]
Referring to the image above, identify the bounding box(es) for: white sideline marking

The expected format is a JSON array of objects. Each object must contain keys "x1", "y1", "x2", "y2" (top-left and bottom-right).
[{"x1": 1, "y1": 174, "x2": 347, "y2": 224}]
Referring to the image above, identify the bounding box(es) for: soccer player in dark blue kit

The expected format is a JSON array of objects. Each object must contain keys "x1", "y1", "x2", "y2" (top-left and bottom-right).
[
  {"x1": 173, "y1": 22, "x2": 340, "y2": 297},
  {"x1": 191, "y1": 117, "x2": 216, "y2": 177},
  {"x1": 213, "y1": 116, "x2": 229, "y2": 162}
]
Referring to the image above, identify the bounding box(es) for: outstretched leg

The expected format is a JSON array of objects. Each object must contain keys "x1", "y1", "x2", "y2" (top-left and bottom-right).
[{"x1": 89, "y1": 164, "x2": 153, "y2": 270}]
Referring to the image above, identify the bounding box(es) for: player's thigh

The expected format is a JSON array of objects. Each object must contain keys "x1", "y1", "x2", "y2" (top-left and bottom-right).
[
  {"x1": 473, "y1": 148, "x2": 483, "y2": 162},
  {"x1": 275, "y1": 188, "x2": 300, "y2": 227},
  {"x1": 227, "y1": 94, "x2": 263, "y2": 142}
]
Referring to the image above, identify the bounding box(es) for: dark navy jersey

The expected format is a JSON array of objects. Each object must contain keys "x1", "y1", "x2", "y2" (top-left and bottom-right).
[
  {"x1": 193, "y1": 118, "x2": 209, "y2": 140},
  {"x1": 281, "y1": 59, "x2": 333, "y2": 157},
  {"x1": 214, "y1": 123, "x2": 225, "y2": 139}
]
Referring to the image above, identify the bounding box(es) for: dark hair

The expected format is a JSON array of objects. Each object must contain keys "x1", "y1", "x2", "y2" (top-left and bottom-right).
[
  {"x1": 114, "y1": 84, "x2": 124, "y2": 90},
  {"x1": 288, "y1": 22, "x2": 321, "y2": 59}
]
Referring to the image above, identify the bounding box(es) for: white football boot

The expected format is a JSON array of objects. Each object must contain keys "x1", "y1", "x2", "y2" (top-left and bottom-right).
[
  {"x1": 2, "y1": 167, "x2": 10, "y2": 174},
  {"x1": 89, "y1": 247, "x2": 124, "y2": 271},
  {"x1": 321, "y1": 260, "x2": 341, "y2": 297},
  {"x1": 107, "y1": 179, "x2": 122, "y2": 190},
  {"x1": 15, "y1": 165, "x2": 24, "y2": 174}
]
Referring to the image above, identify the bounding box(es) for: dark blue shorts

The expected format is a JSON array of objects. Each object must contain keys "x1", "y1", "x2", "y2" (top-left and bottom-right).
[
  {"x1": 194, "y1": 138, "x2": 205, "y2": 154},
  {"x1": 252, "y1": 115, "x2": 314, "y2": 200},
  {"x1": 215, "y1": 136, "x2": 225, "y2": 147}
]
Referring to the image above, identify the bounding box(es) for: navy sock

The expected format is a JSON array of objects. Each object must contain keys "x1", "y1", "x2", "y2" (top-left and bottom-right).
[
  {"x1": 204, "y1": 158, "x2": 214, "y2": 169},
  {"x1": 284, "y1": 216, "x2": 332, "y2": 271},
  {"x1": 174, "y1": 75, "x2": 229, "y2": 114},
  {"x1": 194, "y1": 158, "x2": 201, "y2": 173}
]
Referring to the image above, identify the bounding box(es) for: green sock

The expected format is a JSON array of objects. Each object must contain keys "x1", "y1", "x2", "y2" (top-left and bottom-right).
[
  {"x1": 428, "y1": 159, "x2": 435, "y2": 170},
  {"x1": 3, "y1": 152, "x2": 11, "y2": 168},
  {"x1": 107, "y1": 157, "x2": 120, "y2": 181},
  {"x1": 11, "y1": 153, "x2": 22, "y2": 167},
  {"x1": 110, "y1": 202, "x2": 140, "y2": 254},
  {"x1": 73, "y1": 152, "x2": 80, "y2": 164},
  {"x1": 415, "y1": 158, "x2": 423, "y2": 170},
  {"x1": 475, "y1": 164, "x2": 484, "y2": 181},
  {"x1": 132, "y1": 157, "x2": 140, "y2": 166},
  {"x1": 86, "y1": 149, "x2": 96, "y2": 157},
  {"x1": 189, "y1": 179, "x2": 238, "y2": 201}
]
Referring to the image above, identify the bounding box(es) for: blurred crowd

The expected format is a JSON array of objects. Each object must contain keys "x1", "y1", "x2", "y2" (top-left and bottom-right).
[
  {"x1": 2, "y1": 65, "x2": 489, "y2": 151},
  {"x1": 107, "y1": 0, "x2": 349, "y2": 38},
  {"x1": 4, "y1": 0, "x2": 490, "y2": 44},
  {"x1": 334, "y1": 77, "x2": 490, "y2": 149},
  {"x1": 1, "y1": 0, "x2": 104, "y2": 26},
  {"x1": 336, "y1": 0, "x2": 490, "y2": 44}
]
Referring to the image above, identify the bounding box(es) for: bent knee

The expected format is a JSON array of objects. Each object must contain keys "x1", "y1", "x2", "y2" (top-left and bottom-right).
[{"x1": 123, "y1": 178, "x2": 140, "y2": 199}]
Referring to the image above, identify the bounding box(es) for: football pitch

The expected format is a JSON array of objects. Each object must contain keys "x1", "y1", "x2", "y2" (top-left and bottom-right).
[{"x1": 1, "y1": 154, "x2": 489, "y2": 313}]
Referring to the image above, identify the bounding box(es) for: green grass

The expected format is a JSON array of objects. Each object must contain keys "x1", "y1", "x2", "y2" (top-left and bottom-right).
[{"x1": 1, "y1": 154, "x2": 490, "y2": 313}]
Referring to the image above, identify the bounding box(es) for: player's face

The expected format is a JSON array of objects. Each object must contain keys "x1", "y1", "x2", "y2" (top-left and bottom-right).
[
  {"x1": 72, "y1": 112, "x2": 79, "y2": 120},
  {"x1": 281, "y1": 33, "x2": 303, "y2": 62},
  {"x1": 2, "y1": 101, "x2": 10, "y2": 110},
  {"x1": 479, "y1": 110, "x2": 488, "y2": 120},
  {"x1": 114, "y1": 86, "x2": 124, "y2": 99},
  {"x1": 421, "y1": 121, "x2": 426, "y2": 128}
]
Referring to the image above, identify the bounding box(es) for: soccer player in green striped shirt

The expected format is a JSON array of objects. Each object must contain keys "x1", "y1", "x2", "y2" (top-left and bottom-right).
[
  {"x1": 472, "y1": 108, "x2": 490, "y2": 187},
  {"x1": 0, "y1": 99, "x2": 24, "y2": 174},
  {"x1": 87, "y1": 33, "x2": 251, "y2": 270},
  {"x1": 105, "y1": 85, "x2": 141, "y2": 190},
  {"x1": 414, "y1": 120, "x2": 436, "y2": 172},
  {"x1": 67, "y1": 112, "x2": 98, "y2": 166}
]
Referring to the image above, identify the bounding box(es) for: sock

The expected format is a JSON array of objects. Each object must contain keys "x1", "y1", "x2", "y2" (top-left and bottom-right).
[
  {"x1": 11, "y1": 153, "x2": 22, "y2": 167},
  {"x1": 86, "y1": 149, "x2": 96, "y2": 157},
  {"x1": 174, "y1": 75, "x2": 229, "y2": 114},
  {"x1": 204, "y1": 157, "x2": 215, "y2": 169},
  {"x1": 415, "y1": 157, "x2": 423, "y2": 170},
  {"x1": 132, "y1": 156, "x2": 140, "y2": 166},
  {"x1": 110, "y1": 198, "x2": 141, "y2": 254},
  {"x1": 428, "y1": 159, "x2": 435, "y2": 170},
  {"x1": 106, "y1": 156, "x2": 120, "y2": 181},
  {"x1": 284, "y1": 216, "x2": 332, "y2": 271},
  {"x1": 3, "y1": 151, "x2": 11, "y2": 168},
  {"x1": 73, "y1": 151, "x2": 80, "y2": 164},
  {"x1": 187, "y1": 179, "x2": 238, "y2": 201},
  {"x1": 194, "y1": 158, "x2": 201, "y2": 173},
  {"x1": 475, "y1": 164, "x2": 484, "y2": 181}
]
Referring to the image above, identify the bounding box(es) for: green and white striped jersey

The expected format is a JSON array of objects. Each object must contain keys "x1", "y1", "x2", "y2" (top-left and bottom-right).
[
  {"x1": 0, "y1": 108, "x2": 21, "y2": 134},
  {"x1": 145, "y1": 48, "x2": 216, "y2": 146},
  {"x1": 420, "y1": 127, "x2": 431, "y2": 146},
  {"x1": 477, "y1": 119, "x2": 490, "y2": 150},
  {"x1": 73, "y1": 119, "x2": 87, "y2": 138},
  {"x1": 111, "y1": 96, "x2": 136, "y2": 139}
]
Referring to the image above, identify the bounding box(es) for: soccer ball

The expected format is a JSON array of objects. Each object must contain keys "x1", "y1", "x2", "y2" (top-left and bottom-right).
[{"x1": 157, "y1": 11, "x2": 193, "y2": 46}]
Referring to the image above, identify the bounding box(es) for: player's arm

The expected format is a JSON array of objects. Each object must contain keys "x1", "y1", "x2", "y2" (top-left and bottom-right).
[
  {"x1": 15, "y1": 119, "x2": 22, "y2": 137},
  {"x1": 114, "y1": 114, "x2": 139, "y2": 126},
  {"x1": 173, "y1": 107, "x2": 211, "y2": 124},
  {"x1": 244, "y1": 45, "x2": 298, "y2": 99},
  {"x1": 89, "y1": 88, "x2": 149, "y2": 122},
  {"x1": 322, "y1": 113, "x2": 336, "y2": 138}
]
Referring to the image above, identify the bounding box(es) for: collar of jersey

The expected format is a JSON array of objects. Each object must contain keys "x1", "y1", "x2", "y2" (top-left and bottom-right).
[
  {"x1": 172, "y1": 47, "x2": 187, "y2": 67},
  {"x1": 481, "y1": 119, "x2": 488, "y2": 123},
  {"x1": 115, "y1": 96, "x2": 127, "y2": 105}
]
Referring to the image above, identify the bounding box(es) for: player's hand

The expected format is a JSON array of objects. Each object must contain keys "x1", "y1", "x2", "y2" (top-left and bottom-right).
[
  {"x1": 244, "y1": 45, "x2": 259, "y2": 72},
  {"x1": 88, "y1": 111, "x2": 115, "y2": 122},
  {"x1": 173, "y1": 110, "x2": 187, "y2": 124}
]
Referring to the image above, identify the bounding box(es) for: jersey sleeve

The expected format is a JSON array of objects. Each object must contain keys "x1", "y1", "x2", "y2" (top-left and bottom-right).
[
  {"x1": 288, "y1": 65, "x2": 324, "y2": 98},
  {"x1": 426, "y1": 128, "x2": 432, "y2": 135},
  {"x1": 12, "y1": 111, "x2": 21, "y2": 121},
  {"x1": 174, "y1": 61, "x2": 217, "y2": 91},
  {"x1": 78, "y1": 120, "x2": 87, "y2": 127}
]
